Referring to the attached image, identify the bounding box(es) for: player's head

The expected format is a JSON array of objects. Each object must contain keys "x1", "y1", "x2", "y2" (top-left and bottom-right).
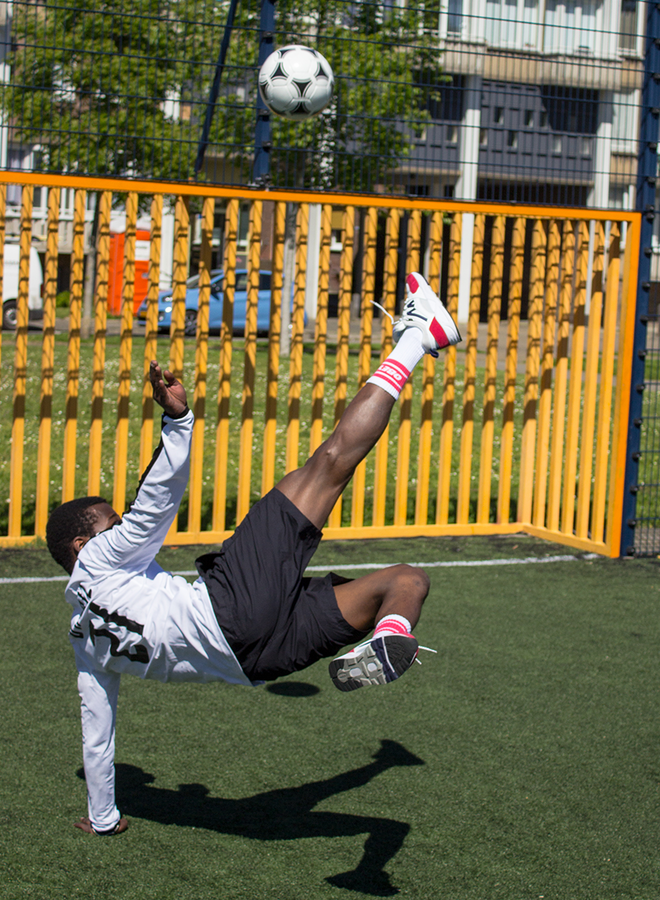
[{"x1": 46, "y1": 497, "x2": 118, "y2": 574}]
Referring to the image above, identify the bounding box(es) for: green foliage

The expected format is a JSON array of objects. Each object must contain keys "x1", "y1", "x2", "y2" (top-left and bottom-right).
[{"x1": 4, "y1": 0, "x2": 443, "y2": 191}]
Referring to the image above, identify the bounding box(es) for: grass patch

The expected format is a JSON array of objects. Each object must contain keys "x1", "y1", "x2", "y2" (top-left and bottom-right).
[{"x1": 1, "y1": 536, "x2": 660, "y2": 899}]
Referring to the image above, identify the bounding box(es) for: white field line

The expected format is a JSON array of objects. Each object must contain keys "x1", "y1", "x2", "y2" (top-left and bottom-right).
[{"x1": 0, "y1": 553, "x2": 600, "y2": 584}]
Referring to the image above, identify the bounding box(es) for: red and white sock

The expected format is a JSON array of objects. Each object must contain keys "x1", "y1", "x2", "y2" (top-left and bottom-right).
[
  {"x1": 366, "y1": 330, "x2": 425, "y2": 400},
  {"x1": 374, "y1": 614, "x2": 413, "y2": 639}
]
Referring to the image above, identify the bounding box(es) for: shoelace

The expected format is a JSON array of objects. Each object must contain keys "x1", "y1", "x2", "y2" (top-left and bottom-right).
[
  {"x1": 370, "y1": 299, "x2": 395, "y2": 324},
  {"x1": 415, "y1": 645, "x2": 438, "y2": 666}
]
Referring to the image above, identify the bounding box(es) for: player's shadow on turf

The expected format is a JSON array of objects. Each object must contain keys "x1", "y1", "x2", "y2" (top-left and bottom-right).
[{"x1": 80, "y1": 739, "x2": 423, "y2": 897}]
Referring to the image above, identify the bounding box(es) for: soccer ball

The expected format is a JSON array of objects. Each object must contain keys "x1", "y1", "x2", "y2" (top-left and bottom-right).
[{"x1": 258, "y1": 45, "x2": 335, "y2": 121}]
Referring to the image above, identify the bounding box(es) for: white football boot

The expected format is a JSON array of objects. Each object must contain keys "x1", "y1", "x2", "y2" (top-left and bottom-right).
[
  {"x1": 329, "y1": 634, "x2": 419, "y2": 692},
  {"x1": 392, "y1": 272, "x2": 462, "y2": 358}
]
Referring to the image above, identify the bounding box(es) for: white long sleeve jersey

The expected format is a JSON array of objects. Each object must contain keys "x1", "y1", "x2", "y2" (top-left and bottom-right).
[{"x1": 65, "y1": 409, "x2": 252, "y2": 833}]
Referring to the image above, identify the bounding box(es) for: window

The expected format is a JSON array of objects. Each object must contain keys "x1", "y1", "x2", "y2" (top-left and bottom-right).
[
  {"x1": 581, "y1": 137, "x2": 592, "y2": 156},
  {"x1": 448, "y1": 0, "x2": 463, "y2": 34},
  {"x1": 508, "y1": 130, "x2": 519, "y2": 148},
  {"x1": 552, "y1": 135, "x2": 562, "y2": 154},
  {"x1": 544, "y1": 0, "x2": 605, "y2": 56},
  {"x1": 524, "y1": 110, "x2": 534, "y2": 127},
  {"x1": 494, "y1": 106, "x2": 504, "y2": 125},
  {"x1": 485, "y1": 0, "x2": 540, "y2": 49},
  {"x1": 259, "y1": 273, "x2": 272, "y2": 291},
  {"x1": 619, "y1": 0, "x2": 640, "y2": 54},
  {"x1": 426, "y1": 75, "x2": 464, "y2": 122},
  {"x1": 480, "y1": 128, "x2": 489, "y2": 146},
  {"x1": 540, "y1": 110, "x2": 548, "y2": 127},
  {"x1": 447, "y1": 125, "x2": 458, "y2": 143},
  {"x1": 612, "y1": 90, "x2": 640, "y2": 155}
]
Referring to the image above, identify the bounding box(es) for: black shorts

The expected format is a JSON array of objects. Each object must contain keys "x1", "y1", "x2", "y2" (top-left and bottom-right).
[{"x1": 195, "y1": 489, "x2": 368, "y2": 681}]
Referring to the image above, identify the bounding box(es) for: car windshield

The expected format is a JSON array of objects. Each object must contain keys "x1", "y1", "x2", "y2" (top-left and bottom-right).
[{"x1": 161, "y1": 270, "x2": 222, "y2": 293}]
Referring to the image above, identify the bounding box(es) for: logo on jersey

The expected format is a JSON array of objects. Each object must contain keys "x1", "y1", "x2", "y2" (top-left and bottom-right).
[{"x1": 70, "y1": 586, "x2": 149, "y2": 664}]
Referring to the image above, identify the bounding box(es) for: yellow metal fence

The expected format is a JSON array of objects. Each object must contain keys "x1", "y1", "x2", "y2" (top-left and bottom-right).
[{"x1": 0, "y1": 174, "x2": 640, "y2": 557}]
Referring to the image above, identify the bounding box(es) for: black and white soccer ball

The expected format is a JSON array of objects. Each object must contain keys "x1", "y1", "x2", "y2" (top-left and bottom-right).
[{"x1": 258, "y1": 45, "x2": 334, "y2": 121}]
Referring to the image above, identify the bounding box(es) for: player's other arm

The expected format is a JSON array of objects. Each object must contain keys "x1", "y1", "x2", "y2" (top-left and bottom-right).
[
  {"x1": 74, "y1": 663, "x2": 128, "y2": 835},
  {"x1": 85, "y1": 362, "x2": 193, "y2": 569}
]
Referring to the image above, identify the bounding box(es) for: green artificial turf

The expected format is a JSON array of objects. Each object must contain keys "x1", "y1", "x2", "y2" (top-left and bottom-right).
[{"x1": 1, "y1": 536, "x2": 660, "y2": 899}]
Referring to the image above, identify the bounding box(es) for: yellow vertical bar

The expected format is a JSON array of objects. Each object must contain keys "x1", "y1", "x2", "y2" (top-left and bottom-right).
[
  {"x1": 606, "y1": 215, "x2": 639, "y2": 555},
  {"x1": 35, "y1": 187, "x2": 60, "y2": 536},
  {"x1": 328, "y1": 206, "x2": 355, "y2": 529},
  {"x1": 532, "y1": 218, "x2": 561, "y2": 526},
  {"x1": 394, "y1": 208, "x2": 422, "y2": 526},
  {"x1": 262, "y1": 201, "x2": 286, "y2": 495},
  {"x1": 457, "y1": 213, "x2": 485, "y2": 524},
  {"x1": 213, "y1": 199, "x2": 239, "y2": 531},
  {"x1": 237, "y1": 200, "x2": 263, "y2": 523},
  {"x1": 188, "y1": 196, "x2": 215, "y2": 533},
  {"x1": 351, "y1": 206, "x2": 377, "y2": 528},
  {"x1": 415, "y1": 210, "x2": 442, "y2": 525},
  {"x1": 139, "y1": 194, "x2": 163, "y2": 475},
  {"x1": 373, "y1": 208, "x2": 400, "y2": 527},
  {"x1": 517, "y1": 219, "x2": 546, "y2": 523},
  {"x1": 62, "y1": 188, "x2": 86, "y2": 503},
  {"x1": 169, "y1": 195, "x2": 190, "y2": 380},
  {"x1": 112, "y1": 191, "x2": 138, "y2": 515},
  {"x1": 591, "y1": 223, "x2": 620, "y2": 542},
  {"x1": 87, "y1": 190, "x2": 111, "y2": 497},
  {"x1": 546, "y1": 221, "x2": 576, "y2": 531},
  {"x1": 285, "y1": 203, "x2": 309, "y2": 474},
  {"x1": 477, "y1": 214, "x2": 505, "y2": 524},
  {"x1": 309, "y1": 203, "x2": 333, "y2": 456},
  {"x1": 498, "y1": 217, "x2": 525, "y2": 524},
  {"x1": 561, "y1": 220, "x2": 590, "y2": 534},
  {"x1": 0, "y1": 184, "x2": 6, "y2": 375},
  {"x1": 576, "y1": 221, "x2": 605, "y2": 539},
  {"x1": 437, "y1": 213, "x2": 461, "y2": 525},
  {"x1": 8, "y1": 186, "x2": 33, "y2": 537}
]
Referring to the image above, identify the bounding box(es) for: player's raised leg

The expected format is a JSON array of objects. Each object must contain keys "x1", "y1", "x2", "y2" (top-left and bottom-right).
[
  {"x1": 275, "y1": 271, "x2": 461, "y2": 532},
  {"x1": 275, "y1": 272, "x2": 461, "y2": 692}
]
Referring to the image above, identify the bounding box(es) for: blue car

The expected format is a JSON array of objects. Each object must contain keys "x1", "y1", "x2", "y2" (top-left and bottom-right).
[{"x1": 137, "y1": 269, "x2": 273, "y2": 336}]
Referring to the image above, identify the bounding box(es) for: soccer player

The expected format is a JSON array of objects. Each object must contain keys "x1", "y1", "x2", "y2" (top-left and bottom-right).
[{"x1": 46, "y1": 272, "x2": 460, "y2": 836}]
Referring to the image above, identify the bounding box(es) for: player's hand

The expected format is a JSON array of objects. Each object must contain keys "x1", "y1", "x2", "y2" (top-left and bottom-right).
[
  {"x1": 149, "y1": 360, "x2": 189, "y2": 418},
  {"x1": 74, "y1": 816, "x2": 129, "y2": 835}
]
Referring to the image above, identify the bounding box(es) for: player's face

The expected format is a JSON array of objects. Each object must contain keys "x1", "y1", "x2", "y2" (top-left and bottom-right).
[{"x1": 88, "y1": 502, "x2": 122, "y2": 536}]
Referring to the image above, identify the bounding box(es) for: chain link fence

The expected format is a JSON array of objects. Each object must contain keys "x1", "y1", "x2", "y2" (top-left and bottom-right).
[{"x1": 0, "y1": 0, "x2": 646, "y2": 205}]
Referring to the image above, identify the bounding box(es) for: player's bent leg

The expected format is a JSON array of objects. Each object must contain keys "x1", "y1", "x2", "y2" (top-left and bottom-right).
[
  {"x1": 332, "y1": 564, "x2": 429, "y2": 632},
  {"x1": 329, "y1": 565, "x2": 430, "y2": 692}
]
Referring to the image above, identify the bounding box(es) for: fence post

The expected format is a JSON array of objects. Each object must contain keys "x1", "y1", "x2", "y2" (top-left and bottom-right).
[
  {"x1": 253, "y1": 0, "x2": 275, "y2": 186},
  {"x1": 621, "y1": 1, "x2": 660, "y2": 556}
]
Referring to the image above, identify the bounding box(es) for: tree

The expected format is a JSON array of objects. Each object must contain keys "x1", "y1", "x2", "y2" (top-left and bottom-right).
[{"x1": 3, "y1": 0, "x2": 443, "y2": 193}]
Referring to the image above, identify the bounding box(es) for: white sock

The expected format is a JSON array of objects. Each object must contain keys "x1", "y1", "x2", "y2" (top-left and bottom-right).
[
  {"x1": 374, "y1": 614, "x2": 413, "y2": 638},
  {"x1": 366, "y1": 330, "x2": 425, "y2": 400}
]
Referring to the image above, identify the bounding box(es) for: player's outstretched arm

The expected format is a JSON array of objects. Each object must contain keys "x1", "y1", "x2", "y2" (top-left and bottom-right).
[
  {"x1": 74, "y1": 816, "x2": 128, "y2": 835},
  {"x1": 149, "y1": 360, "x2": 189, "y2": 418}
]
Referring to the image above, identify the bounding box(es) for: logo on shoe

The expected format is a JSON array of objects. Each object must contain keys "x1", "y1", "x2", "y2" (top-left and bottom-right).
[
  {"x1": 429, "y1": 317, "x2": 449, "y2": 349},
  {"x1": 406, "y1": 274, "x2": 420, "y2": 293}
]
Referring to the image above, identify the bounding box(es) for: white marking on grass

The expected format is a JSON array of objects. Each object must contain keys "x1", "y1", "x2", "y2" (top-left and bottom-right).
[
  {"x1": 305, "y1": 553, "x2": 600, "y2": 572},
  {"x1": 0, "y1": 553, "x2": 600, "y2": 584}
]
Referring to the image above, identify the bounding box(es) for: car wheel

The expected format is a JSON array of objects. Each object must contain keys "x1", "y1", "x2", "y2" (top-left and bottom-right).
[
  {"x1": 184, "y1": 309, "x2": 197, "y2": 337},
  {"x1": 2, "y1": 300, "x2": 17, "y2": 331}
]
